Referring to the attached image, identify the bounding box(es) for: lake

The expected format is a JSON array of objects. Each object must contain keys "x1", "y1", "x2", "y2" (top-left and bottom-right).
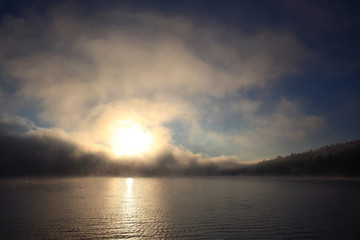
[{"x1": 0, "y1": 177, "x2": 359, "y2": 239}]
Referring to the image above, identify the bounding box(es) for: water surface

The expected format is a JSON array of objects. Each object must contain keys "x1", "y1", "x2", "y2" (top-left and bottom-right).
[{"x1": 0, "y1": 177, "x2": 359, "y2": 239}]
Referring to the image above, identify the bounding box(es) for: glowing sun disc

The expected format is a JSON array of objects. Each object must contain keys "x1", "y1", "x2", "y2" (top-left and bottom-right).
[{"x1": 112, "y1": 121, "x2": 153, "y2": 156}]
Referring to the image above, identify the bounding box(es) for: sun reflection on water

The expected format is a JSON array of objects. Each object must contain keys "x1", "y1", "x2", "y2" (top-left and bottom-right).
[
  {"x1": 126, "y1": 178, "x2": 133, "y2": 195},
  {"x1": 123, "y1": 177, "x2": 138, "y2": 237},
  {"x1": 105, "y1": 178, "x2": 169, "y2": 238}
]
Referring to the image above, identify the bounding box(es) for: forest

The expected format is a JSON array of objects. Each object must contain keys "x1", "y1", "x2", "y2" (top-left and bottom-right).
[{"x1": 229, "y1": 140, "x2": 360, "y2": 177}]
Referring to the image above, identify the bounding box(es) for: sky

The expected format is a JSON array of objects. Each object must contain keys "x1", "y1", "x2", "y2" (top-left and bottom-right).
[{"x1": 0, "y1": 0, "x2": 360, "y2": 175}]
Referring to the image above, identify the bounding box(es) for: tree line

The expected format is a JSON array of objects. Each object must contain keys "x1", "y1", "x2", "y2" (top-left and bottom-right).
[{"x1": 223, "y1": 140, "x2": 360, "y2": 177}]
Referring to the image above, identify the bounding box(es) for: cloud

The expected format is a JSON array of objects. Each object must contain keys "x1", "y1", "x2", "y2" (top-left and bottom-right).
[
  {"x1": 261, "y1": 98, "x2": 326, "y2": 140},
  {"x1": 0, "y1": 117, "x2": 245, "y2": 176},
  {"x1": 0, "y1": 2, "x2": 326, "y2": 166}
]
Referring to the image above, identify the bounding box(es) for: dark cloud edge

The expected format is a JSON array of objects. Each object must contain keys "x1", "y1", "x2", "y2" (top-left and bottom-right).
[{"x1": 0, "y1": 118, "x2": 247, "y2": 177}]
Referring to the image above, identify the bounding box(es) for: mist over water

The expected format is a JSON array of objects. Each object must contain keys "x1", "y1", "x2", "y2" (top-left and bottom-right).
[{"x1": 1, "y1": 177, "x2": 360, "y2": 239}]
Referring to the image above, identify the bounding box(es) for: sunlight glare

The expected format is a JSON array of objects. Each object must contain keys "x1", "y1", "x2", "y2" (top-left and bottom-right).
[
  {"x1": 126, "y1": 177, "x2": 133, "y2": 188},
  {"x1": 112, "y1": 121, "x2": 153, "y2": 156}
]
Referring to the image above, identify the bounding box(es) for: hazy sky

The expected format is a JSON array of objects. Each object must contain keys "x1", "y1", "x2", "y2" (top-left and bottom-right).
[{"x1": 1, "y1": 0, "x2": 359, "y2": 169}]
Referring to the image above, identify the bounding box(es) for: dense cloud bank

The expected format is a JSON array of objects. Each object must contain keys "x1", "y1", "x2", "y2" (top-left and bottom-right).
[{"x1": 0, "y1": 118, "x2": 245, "y2": 176}]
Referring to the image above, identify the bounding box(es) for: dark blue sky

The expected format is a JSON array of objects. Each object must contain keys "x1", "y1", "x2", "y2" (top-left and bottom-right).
[{"x1": 0, "y1": 0, "x2": 359, "y2": 161}]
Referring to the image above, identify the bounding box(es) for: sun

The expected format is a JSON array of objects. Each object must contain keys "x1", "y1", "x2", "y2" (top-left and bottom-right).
[{"x1": 111, "y1": 121, "x2": 153, "y2": 156}]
